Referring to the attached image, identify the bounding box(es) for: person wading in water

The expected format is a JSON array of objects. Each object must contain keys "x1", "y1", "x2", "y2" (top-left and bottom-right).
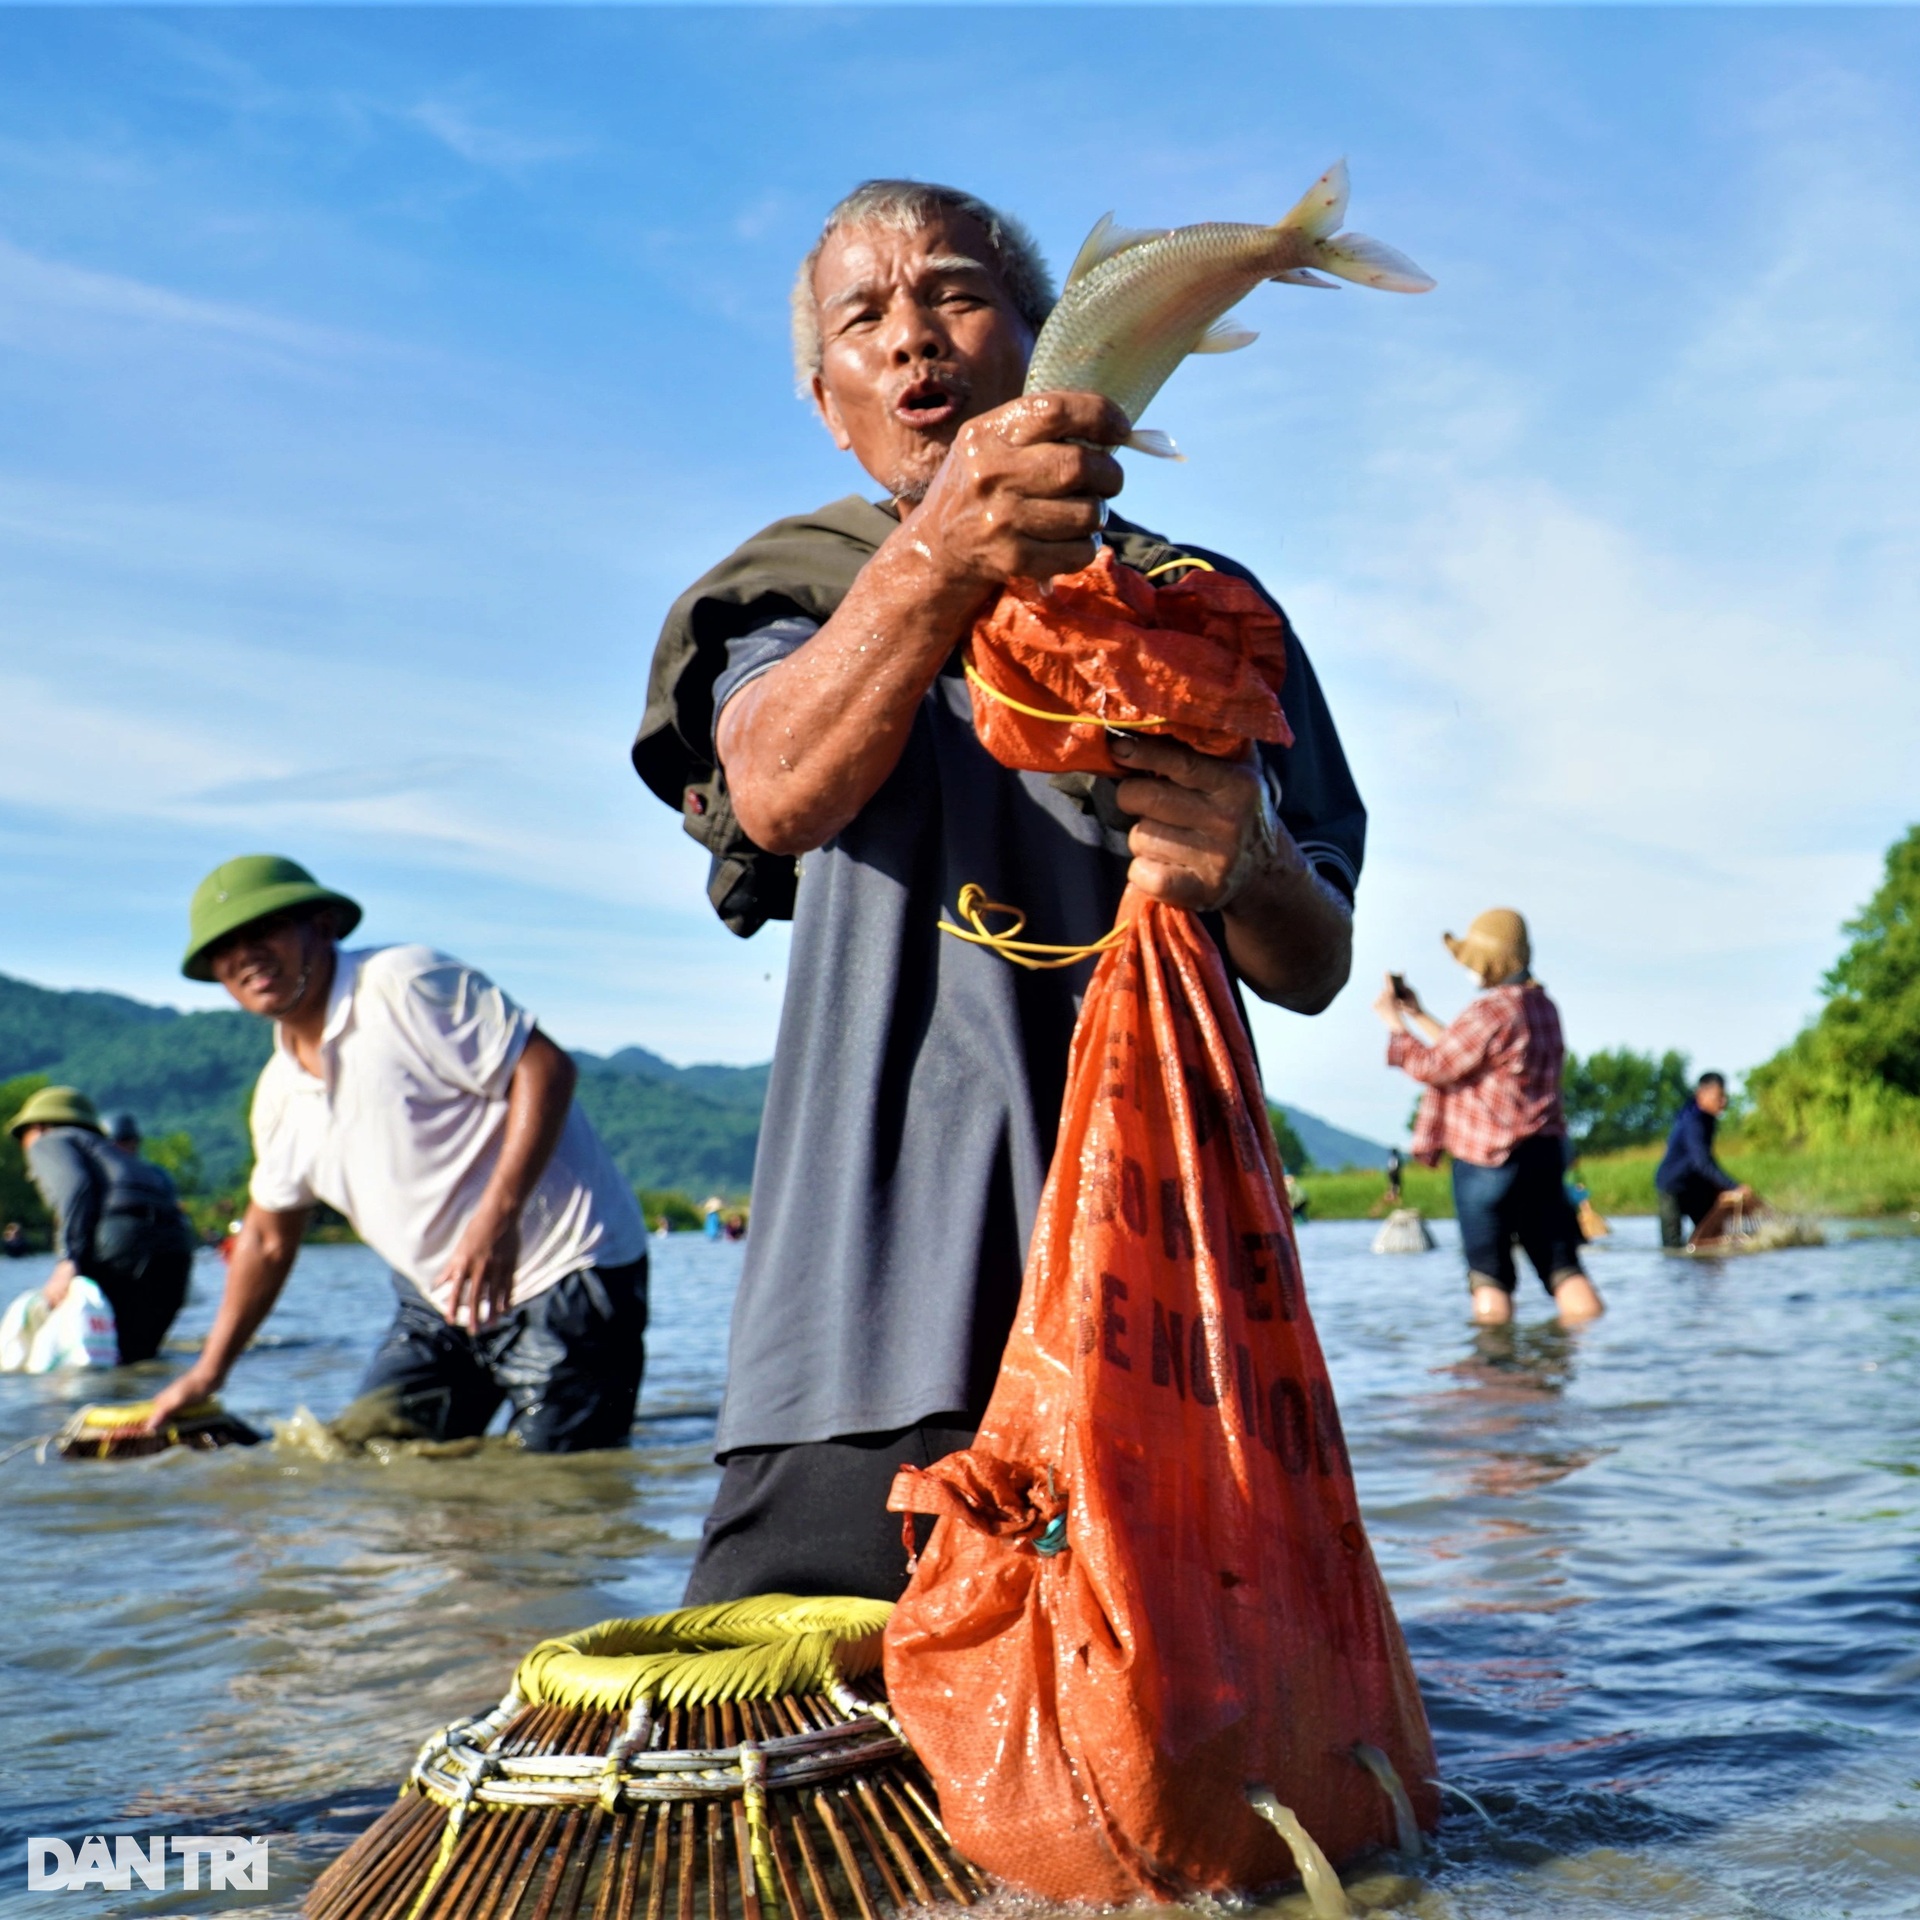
[
  {"x1": 635, "y1": 180, "x2": 1370, "y2": 1602},
  {"x1": 10, "y1": 1086, "x2": 196, "y2": 1363},
  {"x1": 1374, "y1": 908, "x2": 1605, "y2": 1328},
  {"x1": 145, "y1": 856, "x2": 648, "y2": 1450}
]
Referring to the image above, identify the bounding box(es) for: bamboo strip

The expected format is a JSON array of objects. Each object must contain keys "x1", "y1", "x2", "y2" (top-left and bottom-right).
[
  {"x1": 704, "y1": 1796, "x2": 728, "y2": 1920},
  {"x1": 527, "y1": 1806, "x2": 587, "y2": 1920},
  {"x1": 493, "y1": 1805, "x2": 565, "y2": 1920},
  {"x1": 332, "y1": 1822, "x2": 441, "y2": 1920},
  {"x1": 332, "y1": 1799, "x2": 450, "y2": 1920},
  {"x1": 676, "y1": 1802, "x2": 698, "y2": 1920},
  {"x1": 764, "y1": 1803, "x2": 811, "y2": 1920},
  {"x1": 809, "y1": 1794, "x2": 879, "y2": 1920},
  {"x1": 452, "y1": 1805, "x2": 541, "y2": 1920},
  {"x1": 644, "y1": 1791, "x2": 672, "y2": 1920},
  {"x1": 854, "y1": 1781, "x2": 930, "y2": 1906},
  {"x1": 873, "y1": 1781, "x2": 969, "y2": 1908},
  {"x1": 837, "y1": 1789, "x2": 909, "y2": 1911},
  {"x1": 785, "y1": 1805, "x2": 839, "y2": 1920},
  {"x1": 435, "y1": 1803, "x2": 523, "y2": 1920},
  {"x1": 553, "y1": 1804, "x2": 608, "y2": 1920}
]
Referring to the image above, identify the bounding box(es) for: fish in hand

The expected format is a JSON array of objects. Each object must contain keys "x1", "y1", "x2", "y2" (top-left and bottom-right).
[{"x1": 1025, "y1": 159, "x2": 1433, "y2": 458}]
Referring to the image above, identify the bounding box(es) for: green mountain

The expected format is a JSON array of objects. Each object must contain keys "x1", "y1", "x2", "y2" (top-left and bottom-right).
[
  {"x1": 0, "y1": 971, "x2": 270, "y2": 1183},
  {"x1": 0, "y1": 971, "x2": 766, "y2": 1196},
  {"x1": 0, "y1": 967, "x2": 1387, "y2": 1196}
]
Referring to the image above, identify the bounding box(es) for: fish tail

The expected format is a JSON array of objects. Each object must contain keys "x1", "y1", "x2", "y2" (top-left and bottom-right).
[{"x1": 1276, "y1": 159, "x2": 1435, "y2": 294}]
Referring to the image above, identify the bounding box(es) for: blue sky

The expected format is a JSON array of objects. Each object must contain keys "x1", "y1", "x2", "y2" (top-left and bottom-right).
[{"x1": 0, "y1": 7, "x2": 1914, "y2": 1141}]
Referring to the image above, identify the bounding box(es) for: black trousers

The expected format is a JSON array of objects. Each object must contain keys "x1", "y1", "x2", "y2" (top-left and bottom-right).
[
  {"x1": 1660, "y1": 1177, "x2": 1728, "y2": 1248},
  {"x1": 683, "y1": 1419, "x2": 978, "y2": 1605},
  {"x1": 346, "y1": 1258, "x2": 648, "y2": 1453},
  {"x1": 90, "y1": 1244, "x2": 193, "y2": 1365}
]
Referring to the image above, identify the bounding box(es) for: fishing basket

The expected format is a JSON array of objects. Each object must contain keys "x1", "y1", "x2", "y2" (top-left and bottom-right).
[
  {"x1": 306, "y1": 1596, "x2": 985, "y2": 1920},
  {"x1": 54, "y1": 1398, "x2": 263, "y2": 1460}
]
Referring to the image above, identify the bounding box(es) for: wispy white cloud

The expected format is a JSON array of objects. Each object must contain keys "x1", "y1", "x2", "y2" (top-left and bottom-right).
[
  {"x1": 405, "y1": 92, "x2": 590, "y2": 175},
  {"x1": 0, "y1": 232, "x2": 365, "y2": 357}
]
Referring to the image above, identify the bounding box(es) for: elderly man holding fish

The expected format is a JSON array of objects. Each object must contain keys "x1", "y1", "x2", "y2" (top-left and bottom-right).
[{"x1": 635, "y1": 171, "x2": 1428, "y2": 1602}]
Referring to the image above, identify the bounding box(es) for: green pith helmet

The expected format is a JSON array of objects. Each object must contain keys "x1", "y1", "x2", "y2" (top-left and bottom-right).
[
  {"x1": 7, "y1": 1086, "x2": 102, "y2": 1139},
  {"x1": 182, "y1": 854, "x2": 362, "y2": 982}
]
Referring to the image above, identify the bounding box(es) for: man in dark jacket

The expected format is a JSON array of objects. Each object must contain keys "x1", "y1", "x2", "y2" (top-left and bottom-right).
[
  {"x1": 635, "y1": 179, "x2": 1367, "y2": 1603},
  {"x1": 9, "y1": 1086, "x2": 195, "y2": 1363},
  {"x1": 1655, "y1": 1072, "x2": 1756, "y2": 1248}
]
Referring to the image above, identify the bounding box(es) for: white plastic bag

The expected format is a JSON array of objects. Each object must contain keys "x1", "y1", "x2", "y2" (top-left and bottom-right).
[
  {"x1": 0, "y1": 1279, "x2": 118, "y2": 1371},
  {"x1": 0, "y1": 1287, "x2": 47, "y2": 1370}
]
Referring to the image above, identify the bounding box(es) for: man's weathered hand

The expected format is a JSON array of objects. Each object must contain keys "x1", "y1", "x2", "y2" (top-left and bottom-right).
[
  {"x1": 1108, "y1": 734, "x2": 1276, "y2": 913},
  {"x1": 908, "y1": 390, "x2": 1128, "y2": 598},
  {"x1": 438, "y1": 1209, "x2": 520, "y2": 1332}
]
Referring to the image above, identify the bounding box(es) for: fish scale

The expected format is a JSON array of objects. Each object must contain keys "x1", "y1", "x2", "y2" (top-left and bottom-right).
[{"x1": 1022, "y1": 162, "x2": 1433, "y2": 451}]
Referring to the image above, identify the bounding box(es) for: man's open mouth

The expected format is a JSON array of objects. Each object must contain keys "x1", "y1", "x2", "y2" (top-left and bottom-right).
[{"x1": 894, "y1": 377, "x2": 963, "y2": 429}]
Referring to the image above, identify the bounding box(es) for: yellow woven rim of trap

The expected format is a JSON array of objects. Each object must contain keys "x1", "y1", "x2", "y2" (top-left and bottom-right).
[
  {"x1": 71, "y1": 1399, "x2": 222, "y2": 1432},
  {"x1": 514, "y1": 1595, "x2": 894, "y2": 1713}
]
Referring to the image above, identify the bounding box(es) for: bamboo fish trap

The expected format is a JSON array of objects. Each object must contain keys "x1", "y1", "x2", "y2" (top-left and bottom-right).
[
  {"x1": 306, "y1": 1596, "x2": 985, "y2": 1920},
  {"x1": 54, "y1": 1398, "x2": 263, "y2": 1460}
]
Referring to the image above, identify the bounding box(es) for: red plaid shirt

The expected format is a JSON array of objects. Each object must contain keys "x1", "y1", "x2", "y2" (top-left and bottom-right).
[{"x1": 1389, "y1": 983, "x2": 1567, "y2": 1168}]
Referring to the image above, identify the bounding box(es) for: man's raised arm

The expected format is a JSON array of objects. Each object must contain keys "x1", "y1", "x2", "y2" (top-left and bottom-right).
[{"x1": 717, "y1": 392, "x2": 1127, "y2": 855}]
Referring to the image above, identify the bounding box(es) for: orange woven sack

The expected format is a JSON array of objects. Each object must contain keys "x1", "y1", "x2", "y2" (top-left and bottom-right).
[{"x1": 884, "y1": 553, "x2": 1436, "y2": 1903}]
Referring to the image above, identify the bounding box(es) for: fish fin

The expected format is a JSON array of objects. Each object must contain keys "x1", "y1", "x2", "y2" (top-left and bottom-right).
[
  {"x1": 1124, "y1": 428, "x2": 1184, "y2": 461},
  {"x1": 1277, "y1": 159, "x2": 1349, "y2": 241},
  {"x1": 1270, "y1": 268, "x2": 1340, "y2": 288},
  {"x1": 1312, "y1": 230, "x2": 1435, "y2": 294},
  {"x1": 1065, "y1": 213, "x2": 1166, "y2": 288},
  {"x1": 1191, "y1": 318, "x2": 1259, "y2": 353}
]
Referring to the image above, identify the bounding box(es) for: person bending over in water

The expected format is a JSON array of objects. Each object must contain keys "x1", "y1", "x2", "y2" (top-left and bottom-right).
[
  {"x1": 1374, "y1": 908, "x2": 1604, "y2": 1328},
  {"x1": 9, "y1": 1086, "x2": 196, "y2": 1362},
  {"x1": 1655, "y1": 1072, "x2": 1759, "y2": 1249},
  {"x1": 145, "y1": 856, "x2": 647, "y2": 1450}
]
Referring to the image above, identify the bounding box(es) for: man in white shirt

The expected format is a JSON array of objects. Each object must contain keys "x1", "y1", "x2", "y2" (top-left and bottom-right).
[{"x1": 146, "y1": 855, "x2": 649, "y2": 1451}]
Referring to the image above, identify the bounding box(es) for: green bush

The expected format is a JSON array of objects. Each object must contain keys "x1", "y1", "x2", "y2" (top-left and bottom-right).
[
  {"x1": 638, "y1": 1187, "x2": 707, "y2": 1233},
  {"x1": 1266, "y1": 1105, "x2": 1313, "y2": 1174},
  {"x1": 1748, "y1": 825, "x2": 1920, "y2": 1149},
  {"x1": 1563, "y1": 1046, "x2": 1694, "y2": 1154},
  {"x1": 0, "y1": 1073, "x2": 50, "y2": 1244}
]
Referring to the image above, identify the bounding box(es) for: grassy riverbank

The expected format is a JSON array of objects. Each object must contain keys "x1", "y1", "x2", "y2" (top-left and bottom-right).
[{"x1": 1296, "y1": 1138, "x2": 1920, "y2": 1221}]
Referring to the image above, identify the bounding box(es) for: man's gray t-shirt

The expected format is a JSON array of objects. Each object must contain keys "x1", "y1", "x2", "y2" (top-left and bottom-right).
[{"x1": 650, "y1": 504, "x2": 1366, "y2": 1457}]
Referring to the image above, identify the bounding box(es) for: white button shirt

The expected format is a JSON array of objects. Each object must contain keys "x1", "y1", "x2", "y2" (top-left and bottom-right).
[{"x1": 248, "y1": 946, "x2": 644, "y2": 1316}]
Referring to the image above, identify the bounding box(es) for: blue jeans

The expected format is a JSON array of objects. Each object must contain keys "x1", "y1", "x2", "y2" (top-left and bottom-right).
[
  {"x1": 347, "y1": 1258, "x2": 648, "y2": 1452},
  {"x1": 1451, "y1": 1135, "x2": 1583, "y2": 1296}
]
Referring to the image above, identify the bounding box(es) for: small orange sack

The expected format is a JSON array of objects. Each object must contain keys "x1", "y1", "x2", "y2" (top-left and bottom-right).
[
  {"x1": 884, "y1": 555, "x2": 1436, "y2": 1904},
  {"x1": 964, "y1": 548, "x2": 1294, "y2": 772}
]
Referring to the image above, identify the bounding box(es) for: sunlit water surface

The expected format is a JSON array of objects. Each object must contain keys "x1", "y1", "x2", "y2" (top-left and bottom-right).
[{"x1": 3, "y1": 1219, "x2": 1918, "y2": 1919}]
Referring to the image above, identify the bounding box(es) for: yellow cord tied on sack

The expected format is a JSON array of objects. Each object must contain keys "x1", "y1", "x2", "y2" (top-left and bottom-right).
[
  {"x1": 942, "y1": 557, "x2": 1221, "y2": 977},
  {"x1": 938, "y1": 884, "x2": 1130, "y2": 974}
]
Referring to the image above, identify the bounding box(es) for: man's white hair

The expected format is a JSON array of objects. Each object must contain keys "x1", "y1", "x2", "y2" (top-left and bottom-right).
[{"x1": 791, "y1": 179, "x2": 1055, "y2": 395}]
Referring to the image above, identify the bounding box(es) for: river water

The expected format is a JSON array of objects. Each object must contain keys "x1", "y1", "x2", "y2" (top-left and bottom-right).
[{"x1": 2, "y1": 1219, "x2": 1917, "y2": 1918}]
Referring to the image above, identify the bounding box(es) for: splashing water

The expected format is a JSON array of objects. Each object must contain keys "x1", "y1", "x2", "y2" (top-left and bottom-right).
[{"x1": 1245, "y1": 1789, "x2": 1352, "y2": 1919}]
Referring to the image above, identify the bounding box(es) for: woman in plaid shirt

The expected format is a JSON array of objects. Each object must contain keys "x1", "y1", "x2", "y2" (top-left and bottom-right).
[{"x1": 1374, "y1": 909, "x2": 1606, "y2": 1328}]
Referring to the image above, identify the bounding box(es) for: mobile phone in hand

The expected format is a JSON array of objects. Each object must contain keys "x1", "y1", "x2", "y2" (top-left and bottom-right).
[{"x1": 1389, "y1": 973, "x2": 1410, "y2": 1002}]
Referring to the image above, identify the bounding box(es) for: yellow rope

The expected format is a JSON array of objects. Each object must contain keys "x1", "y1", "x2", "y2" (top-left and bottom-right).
[
  {"x1": 962, "y1": 658, "x2": 1166, "y2": 730},
  {"x1": 1144, "y1": 555, "x2": 1216, "y2": 577},
  {"x1": 72, "y1": 1399, "x2": 220, "y2": 1431},
  {"x1": 937, "y1": 884, "x2": 1130, "y2": 973},
  {"x1": 513, "y1": 1595, "x2": 893, "y2": 1713}
]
